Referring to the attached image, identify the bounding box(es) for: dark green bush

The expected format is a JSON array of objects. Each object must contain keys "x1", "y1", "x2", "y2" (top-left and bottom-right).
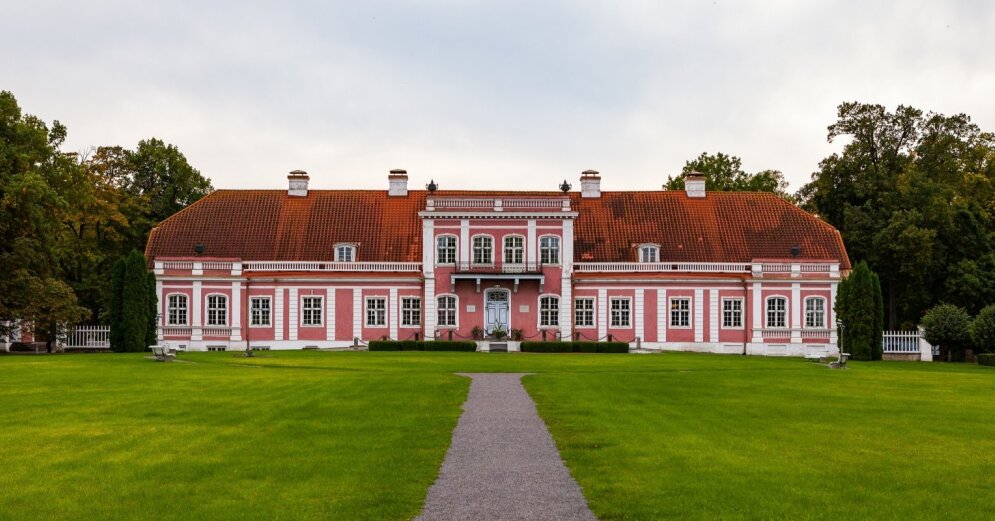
[
  {"x1": 520, "y1": 341, "x2": 629, "y2": 353},
  {"x1": 921, "y1": 303, "x2": 972, "y2": 360},
  {"x1": 368, "y1": 340, "x2": 475, "y2": 352},
  {"x1": 971, "y1": 305, "x2": 995, "y2": 353},
  {"x1": 977, "y1": 353, "x2": 995, "y2": 366}
]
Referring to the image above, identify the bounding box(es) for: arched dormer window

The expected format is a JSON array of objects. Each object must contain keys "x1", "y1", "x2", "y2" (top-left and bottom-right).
[
  {"x1": 638, "y1": 243, "x2": 660, "y2": 263},
  {"x1": 335, "y1": 243, "x2": 357, "y2": 262}
]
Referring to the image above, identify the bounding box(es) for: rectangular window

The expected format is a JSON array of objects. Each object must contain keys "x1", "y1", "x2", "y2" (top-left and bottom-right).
[
  {"x1": 539, "y1": 296, "x2": 559, "y2": 327},
  {"x1": 335, "y1": 245, "x2": 355, "y2": 262},
  {"x1": 472, "y1": 236, "x2": 493, "y2": 264},
  {"x1": 302, "y1": 296, "x2": 323, "y2": 326},
  {"x1": 401, "y1": 297, "x2": 421, "y2": 326},
  {"x1": 640, "y1": 246, "x2": 659, "y2": 263},
  {"x1": 610, "y1": 298, "x2": 631, "y2": 328},
  {"x1": 437, "y1": 236, "x2": 457, "y2": 264},
  {"x1": 767, "y1": 297, "x2": 787, "y2": 328},
  {"x1": 366, "y1": 297, "x2": 386, "y2": 327},
  {"x1": 574, "y1": 298, "x2": 594, "y2": 327},
  {"x1": 540, "y1": 236, "x2": 560, "y2": 264},
  {"x1": 207, "y1": 295, "x2": 227, "y2": 326},
  {"x1": 504, "y1": 236, "x2": 524, "y2": 264},
  {"x1": 250, "y1": 297, "x2": 271, "y2": 326},
  {"x1": 722, "y1": 298, "x2": 743, "y2": 328},
  {"x1": 805, "y1": 298, "x2": 825, "y2": 328},
  {"x1": 437, "y1": 296, "x2": 457, "y2": 327},
  {"x1": 670, "y1": 298, "x2": 690, "y2": 328},
  {"x1": 167, "y1": 294, "x2": 188, "y2": 325}
]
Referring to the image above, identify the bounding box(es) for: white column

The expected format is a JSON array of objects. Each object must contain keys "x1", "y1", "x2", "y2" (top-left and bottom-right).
[
  {"x1": 352, "y1": 289, "x2": 362, "y2": 341},
  {"x1": 561, "y1": 220, "x2": 574, "y2": 273},
  {"x1": 191, "y1": 280, "x2": 202, "y2": 341},
  {"x1": 274, "y1": 289, "x2": 284, "y2": 341},
  {"x1": 389, "y1": 288, "x2": 399, "y2": 340},
  {"x1": 527, "y1": 219, "x2": 537, "y2": 265},
  {"x1": 751, "y1": 282, "x2": 763, "y2": 343},
  {"x1": 597, "y1": 288, "x2": 608, "y2": 340},
  {"x1": 459, "y1": 219, "x2": 470, "y2": 264},
  {"x1": 694, "y1": 289, "x2": 704, "y2": 343},
  {"x1": 829, "y1": 280, "x2": 838, "y2": 346},
  {"x1": 709, "y1": 289, "x2": 719, "y2": 343},
  {"x1": 657, "y1": 289, "x2": 667, "y2": 343},
  {"x1": 423, "y1": 219, "x2": 436, "y2": 339},
  {"x1": 424, "y1": 278, "x2": 436, "y2": 338},
  {"x1": 791, "y1": 282, "x2": 802, "y2": 343},
  {"x1": 155, "y1": 278, "x2": 164, "y2": 341},
  {"x1": 231, "y1": 281, "x2": 242, "y2": 341},
  {"x1": 326, "y1": 288, "x2": 336, "y2": 342},
  {"x1": 634, "y1": 289, "x2": 645, "y2": 343},
  {"x1": 560, "y1": 277, "x2": 572, "y2": 339},
  {"x1": 288, "y1": 288, "x2": 298, "y2": 341}
]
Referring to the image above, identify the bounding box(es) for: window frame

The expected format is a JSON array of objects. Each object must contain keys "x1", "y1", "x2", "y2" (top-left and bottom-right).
[
  {"x1": 471, "y1": 234, "x2": 494, "y2": 265},
  {"x1": 334, "y1": 243, "x2": 357, "y2": 262},
  {"x1": 365, "y1": 296, "x2": 387, "y2": 327},
  {"x1": 610, "y1": 297, "x2": 632, "y2": 328},
  {"x1": 166, "y1": 293, "x2": 189, "y2": 326},
  {"x1": 300, "y1": 295, "x2": 323, "y2": 327},
  {"x1": 538, "y1": 294, "x2": 560, "y2": 328},
  {"x1": 503, "y1": 234, "x2": 525, "y2": 265},
  {"x1": 436, "y1": 234, "x2": 457, "y2": 265},
  {"x1": 400, "y1": 296, "x2": 422, "y2": 327},
  {"x1": 249, "y1": 296, "x2": 272, "y2": 327},
  {"x1": 669, "y1": 297, "x2": 691, "y2": 329},
  {"x1": 804, "y1": 296, "x2": 826, "y2": 329},
  {"x1": 721, "y1": 298, "x2": 744, "y2": 329},
  {"x1": 765, "y1": 295, "x2": 788, "y2": 329},
  {"x1": 638, "y1": 243, "x2": 660, "y2": 263},
  {"x1": 574, "y1": 297, "x2": 595, "y2": 328},
  {"x1": 539, "y1": 235, "x2": 561, "y2": 265},
  {"x1": 436, "y1": 294, "x2": 458, "y2": 328},
  {"x1": 205, "y1": 293, "x2": 228, "y2": 327}
]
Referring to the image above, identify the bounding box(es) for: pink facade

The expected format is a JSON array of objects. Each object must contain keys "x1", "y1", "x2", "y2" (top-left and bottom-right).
[{"x1": 149, "y1": 170, "x2": 847, "y2": 356}]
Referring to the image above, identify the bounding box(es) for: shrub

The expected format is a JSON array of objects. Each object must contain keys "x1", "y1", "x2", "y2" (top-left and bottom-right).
[
  {"x1": 520, "y1": 341, "x2": 629, "y2": 353},
  {"x1": 368, "y1": 340, "x2": 475, "y2": 352},
  {"x1": 836, "y1": 261, "x2": 884, "y2": 361},
  {"x1": 978, "y1": 353, "x2": 995, "y2": 367},
  {"x1": 971, "y1": 304, "x2": 995, "y2": 353},
  {"x1": 921, "y1": 304, "x2": 972, "y2": 361}
]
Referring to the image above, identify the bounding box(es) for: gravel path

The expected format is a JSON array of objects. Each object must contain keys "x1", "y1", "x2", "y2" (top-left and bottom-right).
[{"x1": 415, "y1": 373, "x2": 597, "y2": 521}]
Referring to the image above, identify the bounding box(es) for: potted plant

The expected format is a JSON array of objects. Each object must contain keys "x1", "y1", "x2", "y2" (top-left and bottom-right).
[
  {"x1": 471, "y1": 325, "x2": 484, "y2": 340},
  {"x1": 492, "y1": 326, "x2": 508, "y2": 340},
  {"x1": 510, "y1": 328, "x2": 524, "y2": 341}
]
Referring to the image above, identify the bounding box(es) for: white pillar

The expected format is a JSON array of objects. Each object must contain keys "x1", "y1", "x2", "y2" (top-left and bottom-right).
[
  {"x1": 155, "y1": 278, "x2": 164, "y2": 342},
  {"x1": 560, "y1": 276, "x2": 572, "y2": 339},
  {"x1": 352, "y1": 288, "x2": 362, "y2": 342},
  {"x1": 191, "y1": 280, "x2": 202, "y2": 341},
  {"x1": 829, "y1": 280, "x2": 839, "y2": 348},
  {"x1": 274, "y1": 289, "x2": 284, "y2": 341},
  {"x1": 751, "y1": 282, "x2": 762, "y2": 343},
  {"x1": 459, "y1": 219, "x2": 470, "y2": 264},
  {"x1": 791, "y1": 282, "x2": 802, "y2": 343},
  {"x1": 656, "y1": 289, "x2": 667, "y2": 343},
  {"x1": 424, "y1": 278, "x2": 436, "y2": 339},
  {"x1": 288, "y1": 288, "x2": 298, "y2": 341},
  {"x1": 389, "y1": 288, "x2": 399, "y2": 340},
  {"x1": 423, "y1": 219, "x2": 436, "y2": 339},
  {"x1": 597, "y1": 288, "x2": 608, "y2": 340},
  {"x1": 634, "y1": 289, "x2": 645, "y2": 343},
  {"x1": 694, "y1": 289, "x2": 704, "y2": 343},
  {"x1": 231, "y1": 281, "x2": 242, "y2": 341},
  {"x1": 527, "y1": 219, "x2": 537, "y2": 265},
  {"x1": 326, "y1": 288, "x2": 336, "y2": 342},
  {"x1": 709, "y1": 289, "x2": 719, "y2": 343}
]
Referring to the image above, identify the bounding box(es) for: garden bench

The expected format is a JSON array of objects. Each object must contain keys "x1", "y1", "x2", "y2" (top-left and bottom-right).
[
  {"x1": 829, "y1": 352, "x2": 850, "y2": 369},
  {"x1": 151, "y1": 345, "x2": 175, "y2": 362}
]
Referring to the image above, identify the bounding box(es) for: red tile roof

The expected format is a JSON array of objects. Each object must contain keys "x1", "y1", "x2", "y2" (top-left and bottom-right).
[{"x1": 146, "y1": 189, "x2": 850, "y2": 268}]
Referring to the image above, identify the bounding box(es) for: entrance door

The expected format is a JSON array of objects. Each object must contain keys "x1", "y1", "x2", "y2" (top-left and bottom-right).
[{"x1": 484, "y1": 289, "x2": 510, "y2": 334}]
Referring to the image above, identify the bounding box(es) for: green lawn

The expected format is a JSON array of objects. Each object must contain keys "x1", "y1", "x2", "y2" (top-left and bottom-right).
[{"x1": 1, "y1": 351, "x2": 993, "y2": 520}]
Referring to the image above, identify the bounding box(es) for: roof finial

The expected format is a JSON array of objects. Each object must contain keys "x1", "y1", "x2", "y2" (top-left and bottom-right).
[
  {"x1": 559, "y1": 179, "x2": 571, "y2": 193},
  {"x1": 426, "y1": 179, "x2": 438, "y2": 193}
]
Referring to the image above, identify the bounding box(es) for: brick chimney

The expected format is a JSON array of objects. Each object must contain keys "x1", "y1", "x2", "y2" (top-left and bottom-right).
[
  {"x1": 580, "y1": 169, "x2": 601, "y2": 198},
  {"x1": 388, "y1": 169, "x2": 408, "y2": 196},
  {"x1": 684, "y1": 171, "x2": 706, "y2": 198},
  {"x1": 288, "y1": 170, "x2": 309, "y2": 197}
]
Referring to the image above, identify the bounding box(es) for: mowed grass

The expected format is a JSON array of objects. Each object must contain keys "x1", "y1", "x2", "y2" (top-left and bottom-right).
[{"x1": 2, "y1": 351, "x2": 994, "y2": 520}]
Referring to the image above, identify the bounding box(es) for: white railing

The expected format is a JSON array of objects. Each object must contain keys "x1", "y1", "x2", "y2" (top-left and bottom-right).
[
  {"x1": 428, "y1": 197, "x2": 571, "y2": 211},
  {"x1": 799, "y1": 263, "x2": 833, "y2": 272},
  {"x1": 63, "y1": 325, "x2": 110, "y2": 349},
  {"x1": 201, "y1": 262, "x2": 233, "y2": 271},
  {"x1": 202, "y1": 327, "x2": 232, "y2": 337},
  {"x1": 761, "y1": 263, "x2": 793, "y2": 273},
  {"x1": 243, "y1": 261, "x2": 422, "y2": 272},
  {"x1": 759, "y1": 328, "x2": 832, "y2": 340},
  {"x1": 161, "y1": 326, "x2": 192, "y2": 336},
  {"x1": 883, "y1": 330, "x2": 923, "y2": 353},
  {"x1": 163, "y1": 261, "x2": 194, "y2": 270},
  {"x1": 575, "y1": 262, "x2": 751, "y2": 273}
]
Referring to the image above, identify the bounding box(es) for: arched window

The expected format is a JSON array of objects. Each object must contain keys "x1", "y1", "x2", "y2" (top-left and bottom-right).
[
  {"x1": 437, "y1": 295, "x2": 457, "y2": 327},
  {"x1": 504, "y1": 235, "x2": 524, "y2": 265},
  {"x1": 539, "y1": 295, "x2": 559, "y2": 327},
  {"x1": 335, "y1": 243, "x2": 356, "y2": 262},
  {"x1": 638, "y1": 244, "x2": 659, "y2": 263},
  {"x1": 206, "y1": 294, "x2": 228, "y2": 326},
  {"x1": 766, "y1": 296, "x2": 787, "y2": 328},
  {"x1": 539, "y1": 236, "x2": 560, "y2": 264},
  {"x1": 167, "y1": 294, "x2": 188, "y2": 325},
  {"x1": 472, "y1": 235, "x2": 493, "y2": 265},
  {"x1": 805, "y1": 297, "x2": 826, "y2": 328},
  {"x1": 436, "y1": 235, "x2": 457, "y2": 264}
]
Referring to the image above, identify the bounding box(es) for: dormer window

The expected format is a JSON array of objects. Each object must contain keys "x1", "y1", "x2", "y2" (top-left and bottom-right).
[
  {"x1": 638, "y1": 244, "x2": 659, "y2": 263},
  {"x1": 335, "y1": 243, "x2": 356, "y2": 262}
]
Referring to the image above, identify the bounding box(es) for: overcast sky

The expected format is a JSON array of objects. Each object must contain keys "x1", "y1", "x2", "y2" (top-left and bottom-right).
[{"x1": 4, "y1": 1, "x2": 994, "y2": 192}]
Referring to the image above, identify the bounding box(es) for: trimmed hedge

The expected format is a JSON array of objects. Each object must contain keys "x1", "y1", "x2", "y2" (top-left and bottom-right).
[
  {"x1": 978, "y1": 353, "x2": 995, "y2": 367},
  {"x1": 520, "y1": 341, "x2": 629, "y2": 353},
  {"x1": 368, "y1": 340, "x2": 476, "y2": 352}
]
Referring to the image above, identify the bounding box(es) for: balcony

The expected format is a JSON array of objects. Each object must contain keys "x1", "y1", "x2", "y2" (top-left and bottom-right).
[{"x1": 449, "y1": 262, "x2": 545, "y2": 292}]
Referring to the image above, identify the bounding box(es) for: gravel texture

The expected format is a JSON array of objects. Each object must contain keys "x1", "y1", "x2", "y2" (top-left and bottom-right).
[{"x1": 415, "y1": 373, "x2": 597, "y2": 521}]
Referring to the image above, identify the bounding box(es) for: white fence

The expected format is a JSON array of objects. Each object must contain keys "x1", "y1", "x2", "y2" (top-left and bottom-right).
[
  {"x1": 882, "y1": 329, "x2": 936, "y2": 359},
  {"x1": 62, "y1": 325, "x2": 111, "y2": 349}
]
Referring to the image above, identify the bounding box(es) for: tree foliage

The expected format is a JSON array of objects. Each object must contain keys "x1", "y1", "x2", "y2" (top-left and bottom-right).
[
  {"x1": 971, "y1": 304, "x2": 995, "y2": 354},
  {"x1": 836, "y1": 261, "x2": 885, "y2": 361},
  {"x1": 800, "y1": 102, "x2": 995, "y2": 327},
  {"x1": 110, "y1": 251, "x2": 157, "y2": 352},
  {"x1": 921, "y1": 304, "x2": 973, "y2": 360},
  {"x1": 665, "y1": 152, "x2": 793, "y2": 200}
]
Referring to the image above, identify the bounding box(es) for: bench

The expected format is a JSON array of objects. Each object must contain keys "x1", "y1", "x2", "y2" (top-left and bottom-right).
[
  {"x1": 150, "y1": 345, "x2": 176, "y2": 362},
  {"x1": 829, "y1": 352, "x2": 850, "y2": 369}
]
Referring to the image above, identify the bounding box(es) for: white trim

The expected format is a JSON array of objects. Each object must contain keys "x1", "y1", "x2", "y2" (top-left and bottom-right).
[
  {"x1": 720, "y1": 297, "x2": 745, "y2": 330},
  {"x1": 249, "y1": 296, "x2": 272, "y2": 327},
  {"x1": 597, "y1": 289, "x2": 608, "y2": 339},
  {"x1": 275, "y1": 289, "x2": 284, "y2": 341},
  {"x1": 470, "y1": 233, "x2": 495, "y2": 265},
  {"x1": 526, "y1": 220, "x2": 537, "y2": 265},
  {"x1": 638, "y1": 244, "x2": 660, "y2": 263},
  {"x1": 389, "y1": 288, "x2": 399, "y2": 339},
  {"x1": 574, "y1": 296, "x2": 596, "y2": 329},
  {"x1": 484, "y1": 287, "x2": 512, "y2": 332},
  {"x1": 538, "y1": 234, "x2": 562, "y2": 265},
  {"x1": 300, "y1": 294, "x2": 324, "y2": 327},
  {"x1": 435, "y1": 233, "x2": 458, "y2": 265},
  {"x1": 804, "y1": 296, "x2": 827, "y2": 329},
  {"x1": 634, "y1": 289, "x2": 645, "y2": 340},
  {"x1": 502, "y1": 233, "x2": 526, "y2": 266},
  {"x1": 205, "y1": 293, "x2": 229, "y2": 327},
  {"x1": 609, "y1": 296, "x2": 633, "y2": 329},
  {"x1": 708, "y1": 289, "x2": 718, "y2": 342},
  {"x1": 537, "y1": 293, "x2": 560, "y2": 328},
  {"x1": 656, "y1": 289, "x2": 667, "y2": 342},
  {"x1": 436, "y1": 293, "x2": 459, "y2": 329},
  {"x1": 326, "y1": 288, "x2": 336, "y2": 340},
  {"x1": 333, "y1": 243, "x2": 357, "y2": 262},
  {"x1": 765, "y1": 295, "x2": 789, "y2": 329},
  {"x1": 400, "y1": 296, "x2": 422, "y2": 328},
  {"x1": 288, "y1": 288, "x2": 298, "y2": 340},
  {"x1": 365, "y1": 295, "x2": 388, "y2": 328},
  {"x1": 165, "y1": 292, "x2": 190, "y2": 326},
  {"x1": 694, "y1": 289, "x2": 704, "y2": 342},
  {"x1": 459, "y1": 220, "x2": 470, "y2": 264},
  {"x1": 669, "y1": 296, "x2": 692, "y2": 329},
  {"x1": 352, "y1": 289, "x2": 362, "y2": 340}
]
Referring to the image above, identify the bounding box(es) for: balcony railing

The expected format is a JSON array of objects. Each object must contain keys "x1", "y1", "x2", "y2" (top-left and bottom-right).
[
  {"x1": 573, "y1": 262, "x2": 839, "y2": 275},
  {"x1": 427, "y1": 197, "x2": 572, "y2": 212},
  {"x1": 452, "y1": 261, "x2": 544, "y2": 274},
  {"x1": 759, "y1": 328, "x2": 832, "y2": 340},
  {"x1": 243, "y1": 261, "x2": 422, "y2": 272}
]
